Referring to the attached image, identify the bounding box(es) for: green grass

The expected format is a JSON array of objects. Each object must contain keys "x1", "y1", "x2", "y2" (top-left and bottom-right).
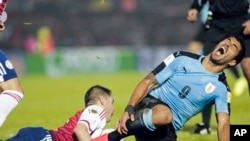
[{"x1": 0, "y1": 70, "x2": 250, "y2": 141}]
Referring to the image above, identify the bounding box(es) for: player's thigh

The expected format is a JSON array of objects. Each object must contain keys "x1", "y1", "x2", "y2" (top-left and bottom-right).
[
  {"x1": 136, "y1": 95, "x2": 172, "y2": 125},
  {"x1": 152, "y1": 104, "x2": 172, "y2": 126},
  {"x1": 0, "y1": 78, "x2": 23, "y2": 92}
]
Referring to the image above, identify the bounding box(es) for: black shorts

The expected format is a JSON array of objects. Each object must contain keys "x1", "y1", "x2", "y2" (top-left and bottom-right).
[
  {"x1": 193, "y1": 26, "x2": 206, "y2": 43},
  {"x1": 134, "y1": 95, "x2": 177, "y2": 141}
]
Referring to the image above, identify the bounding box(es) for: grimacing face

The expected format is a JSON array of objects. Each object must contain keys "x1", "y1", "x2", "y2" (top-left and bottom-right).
[{"x1": 210, "y1": 36, "x2": 242, "y2": 66}]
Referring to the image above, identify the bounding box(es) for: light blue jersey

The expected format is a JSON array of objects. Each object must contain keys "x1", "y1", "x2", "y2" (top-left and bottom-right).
[{"x1": 150, "y1": 51, "x2": 231, "y2": 132}]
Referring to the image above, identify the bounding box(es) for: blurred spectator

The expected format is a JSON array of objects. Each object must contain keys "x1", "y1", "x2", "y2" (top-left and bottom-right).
[{"x1": 3, "y1": 0, "x2": 197, "y2": 51}]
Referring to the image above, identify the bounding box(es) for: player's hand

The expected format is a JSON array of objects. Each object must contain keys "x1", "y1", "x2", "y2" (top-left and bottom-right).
[
  {"x1": 117, "y1": 112, "x2": 130, "y2": 135},
  {"x1": 242, "y1": 19, "x2": 250, "y2": 35},
  {"x1": 0, "y1": 21, "x2": 5, "y2": 32},
  {"x1": 187, "y1": 9, "x2": 198, "y2": 22},
  {"x1": 117, "y1": 105, "x2": 135, "y2": 135}
]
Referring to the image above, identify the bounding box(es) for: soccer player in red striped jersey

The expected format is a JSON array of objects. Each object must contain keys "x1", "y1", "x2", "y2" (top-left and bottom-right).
[{"x1": 7, "y1": 85, "x2": 115, "y2": 141}]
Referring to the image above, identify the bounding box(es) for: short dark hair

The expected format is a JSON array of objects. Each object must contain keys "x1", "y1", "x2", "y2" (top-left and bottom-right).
[
  {"x1": 84, "y1": 85, "x2": 112, "y2": 106},
  {"x1": 233, "y1": 34, "x2": 246, "y2": 64}
]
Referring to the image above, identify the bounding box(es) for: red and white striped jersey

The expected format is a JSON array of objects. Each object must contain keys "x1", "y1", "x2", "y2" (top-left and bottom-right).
[{"x1": 51, "y1": 105, "x2": 106, "y2": 141}]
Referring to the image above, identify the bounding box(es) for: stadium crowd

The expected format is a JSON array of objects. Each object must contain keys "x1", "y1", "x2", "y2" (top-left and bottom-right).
[{"x1": 1, "y1": 0, "x2": 198, "y2": 51}]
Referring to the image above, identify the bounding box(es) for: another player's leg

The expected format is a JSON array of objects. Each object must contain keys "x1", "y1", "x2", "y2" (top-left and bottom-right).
[
  {"x1": 92, "y1": 107, "x2": 154, "y2": 141},
  {"x1": 6, "y1": 127, "x2": 52, "y2": 141},
  {"x1": 194, "y1": 102, "x2": 212, "y2": 134},
  {"x1": 92, "y1": 95, "x2": 175, "y2": 141},
  {"x1": 241, "y1": 36, "x2": 250, "y2": 95},
  {"x1": 240, "y1": 57, "x2": 250, "y2": 95},
  {"x1": 0, "y1": 50, "x2": 24, "y2": 127},
  {"x1": 134, "y1": 122, "x2": 176, "y2": 141},
  {"x1": 0, "y1": 88, "x2": 23, "y2": 127}
]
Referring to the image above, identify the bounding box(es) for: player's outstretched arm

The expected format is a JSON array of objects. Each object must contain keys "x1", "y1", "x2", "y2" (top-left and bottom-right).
[
  {"x1": 117, "y1": 72, "x2": 157, "y2": 135},
  {"x1": 216, "y1": 112, "x2": 230, "y2": 141}
]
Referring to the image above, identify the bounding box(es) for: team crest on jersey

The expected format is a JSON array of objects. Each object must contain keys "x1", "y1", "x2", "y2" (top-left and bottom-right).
[
  {"x1": 90, "y1": 109, "x2": 98, "y2": 114},
  {"x1": 5, "y1": 60, "x2": 14, "y2": 70},
  {"x1": 205, "y1": 82, "x2": 216, "y2": 94}
]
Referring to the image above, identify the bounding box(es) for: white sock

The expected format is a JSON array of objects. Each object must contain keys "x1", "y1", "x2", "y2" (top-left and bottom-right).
[{"x1": 0, "y1": 90, "x2": 23, "y2": 127}]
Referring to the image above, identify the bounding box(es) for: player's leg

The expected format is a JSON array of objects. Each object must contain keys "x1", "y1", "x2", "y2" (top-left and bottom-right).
[
  {"x1": 134, "y1": 123, "x2": 176, "y2": 141},
  {"x1": 107, "y1": 106, "x2": 159, "y2": 140},
  {"x1": 93, "y1": 106, "x2": 173, "y2": 141},
  {"x1": 124, "y1": 101, "x2": 174, "y2": 141},
  {"x1": 0, "y1": 50, "x2": 24, "y2": 127},
  {"x1": 0, "y1": 88, "x2": 23, "y2": 127},
  {"x1": 239, "y1": 36, "x2": 250, "y2": 95},
  {"x1": 103, "y1": 108, "x2": 150, "y2": 141},
  {"x1": 92, "y1": 95, "x2": 174, "y2": 141},
  {"x1": 241, "y1": 57, "x2": 250, "y2": 94},
  {"x1": 6, "y1": 127, "x2": 52, "y2": 141},
  {"x1": 91, "y1": 108, "x2": 150, "y2": 141},
  {"x1": 202, "y1": 104, "x2": 212, "y2": 128},
  {"x1": 194, "y1": 103, "x2": 213, "y2": 134}
]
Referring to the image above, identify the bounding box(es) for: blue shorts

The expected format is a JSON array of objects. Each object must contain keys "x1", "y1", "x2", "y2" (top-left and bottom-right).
[
  {"x1": 0, "y1": 50, "x2": 17, "y2": 82},
  {"x1": 6, "y1": 127, "x2": 53, "y2": 141}
]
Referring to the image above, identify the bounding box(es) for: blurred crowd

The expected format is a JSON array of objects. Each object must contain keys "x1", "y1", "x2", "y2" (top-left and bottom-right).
[{"x1": 0, "y1": 0, "x2": 199, "y2": 51}]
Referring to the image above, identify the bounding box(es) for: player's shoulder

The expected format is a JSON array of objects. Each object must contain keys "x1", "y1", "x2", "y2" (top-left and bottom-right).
[
  {"x1": 83, "y1": 105, "x2": 105, "y2": 115},
  {"x1": 80, "y1": 105, "x2": 105, "y2": 121},
  {"x1": 85, "y1": 105, "x2": 104, "y2": 114},
  {"x1": 218, "y1": 72, "x2": 231, "y2": 91},
  {"x1": 172, "y1": 51, "x2": 201, "y2": 60},
  {"x1": 162, "y1": 51, "x2": 201, "y2": 66}
]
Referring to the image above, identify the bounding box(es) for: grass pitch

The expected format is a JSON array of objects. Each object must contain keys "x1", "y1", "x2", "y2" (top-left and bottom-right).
[{"x1": 0, "y1": 70, "x2": 249, "y2": 141}]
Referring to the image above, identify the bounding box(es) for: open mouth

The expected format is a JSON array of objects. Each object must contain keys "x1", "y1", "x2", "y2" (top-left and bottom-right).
[{"x1": 216, "y1": 46, "x2": 226, "y2": 55}]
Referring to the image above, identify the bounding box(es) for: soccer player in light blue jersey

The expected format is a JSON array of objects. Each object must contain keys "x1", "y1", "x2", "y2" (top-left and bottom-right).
[
  {"x1": 92, "y1": 35, "x2": 246, "y2": 141},
  {"x1": 187, "y1": 0, "x2": 250, "y2": 134}
]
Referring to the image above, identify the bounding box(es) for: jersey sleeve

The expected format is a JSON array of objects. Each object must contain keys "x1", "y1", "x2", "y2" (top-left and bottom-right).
[
  {"x1": 152, "y1": 53, "x2": 179, "y2": 84},
  {"x1": 78, "y1": 105, "x2": 106, "y2": 134},
  {"x1": 214, "y1": 89, "x2": 231, "y2": 114}
]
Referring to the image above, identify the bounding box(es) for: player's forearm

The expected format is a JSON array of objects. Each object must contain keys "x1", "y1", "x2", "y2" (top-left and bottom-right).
[
  {"x1": 217, "y1": 114, "x2": 230, "y2": 141},
  {"x1": 74, "y1": 124, "x2": 91, "y2": 141},
  {"x1": 127, "y1": 82, "x2": 148, "y2": 106},
  {"x1": 128, "y1": 73, "x2": 156, "y2": 106},
  {"x1": 217, "y1": 127, "x2": 229, "y2": 141}
]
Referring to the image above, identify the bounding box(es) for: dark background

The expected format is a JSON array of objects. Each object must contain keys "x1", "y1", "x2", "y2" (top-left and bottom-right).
[{"x1": 1, "y1": 0, "x2": 200, "y2": 50}]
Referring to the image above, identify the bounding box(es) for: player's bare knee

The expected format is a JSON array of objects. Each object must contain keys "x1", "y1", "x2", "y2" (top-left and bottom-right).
[{"x1": 152, "y1": 104, "x2": 173, "y2": 126}]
